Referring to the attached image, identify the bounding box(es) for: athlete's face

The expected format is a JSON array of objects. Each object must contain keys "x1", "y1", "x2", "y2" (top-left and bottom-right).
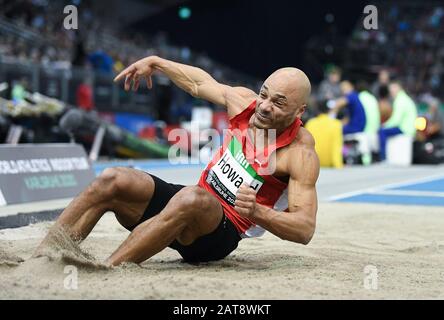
[{"x1": 254, "y1": 75, "x2": 306, "y2": 132}]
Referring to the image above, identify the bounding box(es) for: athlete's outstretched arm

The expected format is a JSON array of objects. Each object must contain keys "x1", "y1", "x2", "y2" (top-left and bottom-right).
[
  {"x1": 114, "y1": 55, "x2": 256, "y2": 118},
  {"x1": 235, "y1": 130, "x2": 320, "y2": 244}
]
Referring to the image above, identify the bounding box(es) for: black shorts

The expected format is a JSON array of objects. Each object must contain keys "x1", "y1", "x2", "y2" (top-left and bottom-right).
[{"x1": 127, "y1": 174, "x2": 242, "y2": 263}]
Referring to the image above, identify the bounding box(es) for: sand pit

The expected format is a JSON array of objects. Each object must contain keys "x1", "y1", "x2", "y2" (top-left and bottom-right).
[{"x1": 1, "y1": 202, "x2": 443, "y2": 299}]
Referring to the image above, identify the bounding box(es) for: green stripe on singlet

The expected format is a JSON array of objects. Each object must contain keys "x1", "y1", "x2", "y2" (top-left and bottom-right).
[{"x1": 227, "y1": 137, "x2": 265, "y2": 183}]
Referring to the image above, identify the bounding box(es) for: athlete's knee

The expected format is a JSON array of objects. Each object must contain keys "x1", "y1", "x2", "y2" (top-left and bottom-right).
[
  {"x1": 168, "y1": 186, "x2": 214, "y2": 220},
  {"x1": 177, "y1": 186, "x2": 213, "y2": 209},
  {"x1": 89, "y1": 167, "x2": 131, "y2": 200}
]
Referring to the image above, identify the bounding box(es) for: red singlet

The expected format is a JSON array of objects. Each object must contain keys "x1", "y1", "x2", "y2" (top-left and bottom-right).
[{"x1": 197, "y1": 100, "x2": 302, "y2": 237}]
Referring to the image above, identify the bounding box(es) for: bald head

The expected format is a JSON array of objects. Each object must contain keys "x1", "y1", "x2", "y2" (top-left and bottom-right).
[
  {"x1": 254, "y1": 67, "x2": 311, "y2": 131},
  {"x1": 265, "y1": 67, "x2": 312, "y2": 106}
]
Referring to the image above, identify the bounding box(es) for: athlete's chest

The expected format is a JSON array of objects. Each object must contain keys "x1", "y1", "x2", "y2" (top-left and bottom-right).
[{"x1": 215, "y1": 134, "x2": 290, "y2": 182}]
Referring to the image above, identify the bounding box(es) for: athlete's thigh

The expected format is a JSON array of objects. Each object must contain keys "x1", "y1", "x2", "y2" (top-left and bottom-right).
[{"x1": 175, "y1": 186, "x2": 224, "y2": 245}]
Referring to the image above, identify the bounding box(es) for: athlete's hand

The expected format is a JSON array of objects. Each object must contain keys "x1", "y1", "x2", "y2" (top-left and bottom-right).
[
  {"x1": 113, "y1": 56, "x2": 157, "y2": 91},
  {"x1": 235, "y1": 184, "x2": 257, "y2": 219}
]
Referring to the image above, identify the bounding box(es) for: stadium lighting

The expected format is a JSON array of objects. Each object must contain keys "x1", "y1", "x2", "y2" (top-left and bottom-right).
[
  {"x1": 178, "y1": 7, "x2": 192, "y2": 20},
  {"x1": 415, "y1": 116, "x2": 427, "y2": 131}
]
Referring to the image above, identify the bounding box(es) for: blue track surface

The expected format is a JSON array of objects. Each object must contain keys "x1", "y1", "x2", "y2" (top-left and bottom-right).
[
  {"x1": 334, "y1": 176, "x2": 444, "y2": 207},
  {"x1": 392, "y1": 178, "x2": 444, "y2": 192},
  {"x1": 336, "y1": 193, "x2": 444, "y2": 206}
]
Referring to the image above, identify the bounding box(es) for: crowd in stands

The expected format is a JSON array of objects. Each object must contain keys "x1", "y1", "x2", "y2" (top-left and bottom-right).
[
  {"x1": 305, "y1": 1, "x2": 444, "y2": 167},
  {"x1": 1, "y1": 1, "x2": 443, "y2": 165},
  {"x1": 307, "y1": 66, "x2": 444, "y2": 167},
  {"x1": 0, "y1": 0, "x2": 260, "y2": 126},
  {"x1": 348, "y1": 2, "x2": 444, "y2": 99},
  {"x1": 0, "y1": 0, "x2": 257, "y2": 86}
]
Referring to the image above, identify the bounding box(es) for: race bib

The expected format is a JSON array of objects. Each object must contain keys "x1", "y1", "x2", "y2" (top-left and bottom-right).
[{"x1": 206, "y1": 137, "x2": 264, "y2": 206}]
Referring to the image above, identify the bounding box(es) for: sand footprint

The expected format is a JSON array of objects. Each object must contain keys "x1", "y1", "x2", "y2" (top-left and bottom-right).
[{"x1": 0, "y1": 245, "x2": 24, "y2": 267}]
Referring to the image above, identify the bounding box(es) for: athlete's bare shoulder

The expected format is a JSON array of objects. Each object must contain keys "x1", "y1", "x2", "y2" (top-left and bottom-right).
[
  {"x1": 287, "y1": 127, "x2": 316, "y2": 151},
  {"x1": 225, "y1": 86, "x2": 258, "y2": 118},
  {"x1": 285, "y1": 127, "x2": 319, "y2": 182},
  {"x1": 296, "y1": 127, "x2": 315, "y2": 149},
  {"x1": 233, "y1": 86, "x2": 258, "y2": 101}
]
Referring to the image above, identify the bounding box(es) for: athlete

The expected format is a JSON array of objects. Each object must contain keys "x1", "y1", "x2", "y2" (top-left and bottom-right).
[{"x1": 34, "y1": 55, "x2": 319, "y2": 266}]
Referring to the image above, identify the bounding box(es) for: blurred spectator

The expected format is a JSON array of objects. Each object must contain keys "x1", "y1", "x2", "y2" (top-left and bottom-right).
[
  {"x1": 329, "y1": 80, "x2": 367, "y2": 135},
  {"x1": 419, "y1": 96, "x2": 444, "y2": 141},
  {"x1": 113, "y1": 56, "x2": 125, "y2": 74},
  {"x1": 72, "y1": 33, "x2": 87, "y2": 67},
  {"x1": 11, "y1": 78, "x2": 28, "y2": 103},
  {"x1": 76, "y1": 77, "x2": 94, "y2": 112},
  {"x1": 371, "y1": 69, "x2": 390, "y2": 98},
  {"x1": 357, "y1": 81, "x2": 380, "y2": 135},
  {"x1": 0, "y1": 0, "x2": 259, "y2": 109},
  {"x1": 348, "y1": 3, "x2": 444, "y2": 99},
  {"x1": 317, "y1": 65, "x2": 342, "y2": 100},
  {"x1": 88, "y1": 50, "x2": 114, "y2": 74},
  {"x1": 378, "y1": 85, "x2": 392, "y2": 123},
  {"x1": 305, "y1": 100, "x2": 343, "y2": 168},
  {"x1": 378, "y1": 81, "x2": 417, "y2": 161}
]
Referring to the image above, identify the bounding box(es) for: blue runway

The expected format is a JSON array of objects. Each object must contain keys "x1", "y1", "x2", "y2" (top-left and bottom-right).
[
  {"x1": 392, "y1": 178, "x2": 444, "y2": 192},
  {"x1": 333, "y1": 176, "x2": 444, "y2": 207}
]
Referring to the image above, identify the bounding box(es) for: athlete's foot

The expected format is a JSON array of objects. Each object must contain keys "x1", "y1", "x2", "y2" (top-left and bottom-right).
[
  {"x1": 32, "y1": 225, "x2": 80, "y2": 259},
  {"x1": 103, "y1": 257, "x2": 115, "y2": 267}
]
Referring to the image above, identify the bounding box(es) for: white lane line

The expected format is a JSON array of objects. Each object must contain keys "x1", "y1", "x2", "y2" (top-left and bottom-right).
[
  {"x1": 368, "y1": 190, "x2": 444, "y2": 198},
  {"x1": 328, "y1": 173, "x2": 444, "y2": 201},
  {"x1": 0, "y1": 189, "x2": 7, "y2": 207}
]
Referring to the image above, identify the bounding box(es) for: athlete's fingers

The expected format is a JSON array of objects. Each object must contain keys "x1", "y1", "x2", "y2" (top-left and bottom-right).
[
  {"x1": 235, "y1": 192, "x2": 256, "y2": 202},
  {"x1": 133, "y1": 79, "x2": 140, "y2": 91},
  {"x1": 114, "y1": 65, "x2": 135, "y2": 82},
  {"x1": 124, "y1": 73, "x2": 134, "y2": 91},
  {"x1": 238, "y1": 184, "x2": 257, "y2": 195},
  {"x1": 234, "y1": 199, "x2": 253, "y2": 209},
  {"x1": 124, "y1": 75, "x2": 130, "y2": 91},
  {"x1": 132, "y1": 74, "x2": 140, "y2": 91},
  {"x1": 146, "y1": 75, "x2": 153, "y2": 89},
  {"x1": 235, "y1": 194, "x2": 255, "y2": 203},
  {"x1": 238, "y1": 184, "x2": 253, "y2": 192},
  {"x1": 239, "y1": 183, "x2": 250, "y2": 190},
  {"x1": 234, "y1": 206, "x2": 250, "y2": 217}
]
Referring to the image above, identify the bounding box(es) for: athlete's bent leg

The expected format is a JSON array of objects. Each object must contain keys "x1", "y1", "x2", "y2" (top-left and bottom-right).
[
  {"x1": 34, "y1": 167, "x2": 156, "y2": 254},
  {"x1": 105, "y1": 186, "x2": 223, "y2": 266}
]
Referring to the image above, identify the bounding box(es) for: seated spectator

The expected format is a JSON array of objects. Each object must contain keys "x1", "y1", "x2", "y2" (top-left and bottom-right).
[
  {"x1": 420, "y1": 96, "x2": 444, "y2": 141},
  {"x1": 305, "y1": 100, "x2": 343, "y2": 168},
  {"x1": 11, "y1": 78, "x2": 28, "y2": 104},
  {"x1": 76, "y1": 77, "x2": 94, "y2": 112},
  {"x1": 88, "y1": 50, "x2": 114, "y2": 74},
  {"x1": 371, "y1": 69, "x2": 390, "y2": 97},
  {"x1": 317, "y1": 65, "x2": 342, "y2": 101},
  {"x1": 329, "y1": 80, "x2": 367, "y2": 135},
  {"x1": 378, "y1": 81, "x2": 417, "y2": 160},
  {"x1": 378, "y1": 85, "x2": 392, "y2": 123},
  {"x1": 357, "y1": 81, "x2": 381, "y2": 135}
]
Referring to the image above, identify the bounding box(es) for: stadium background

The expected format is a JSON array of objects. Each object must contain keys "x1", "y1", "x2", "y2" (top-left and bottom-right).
[
  {"x1": 1, "y1": 0, "x2": 443, "y2": 150},
  {"x1": 0, "y1": 0, "x2": 444, "y2": 300}
]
